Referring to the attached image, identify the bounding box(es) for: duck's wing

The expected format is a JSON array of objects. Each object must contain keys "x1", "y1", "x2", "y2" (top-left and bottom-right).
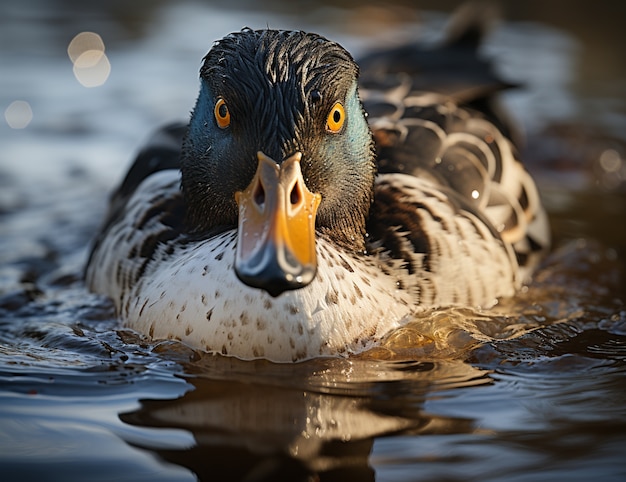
[
  {"x1": 86, "y1": 122, "x2": 186, "y2": 280},
  {"x1": 360, "y1": 5, "x2": 550, "y2": 285},
  {"x1": 358, "y1": 1, "x2": 520, "y2": 145},
  {"x1": 104, "y1": 122, "x2": 186, "y2": 229}
]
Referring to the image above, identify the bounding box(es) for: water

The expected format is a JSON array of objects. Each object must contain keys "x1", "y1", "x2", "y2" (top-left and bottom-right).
[{"x1": 1, "y1": 1, "x2": 626, "y2": 481}]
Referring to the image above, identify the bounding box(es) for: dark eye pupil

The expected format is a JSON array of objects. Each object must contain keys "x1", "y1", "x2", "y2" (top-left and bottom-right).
[
  {"x1": 333, "y1": 109, "x2": 341, "y2": 123},
  {"x1": 218, "y1": 103, "x2": 228, "y2": 118}
]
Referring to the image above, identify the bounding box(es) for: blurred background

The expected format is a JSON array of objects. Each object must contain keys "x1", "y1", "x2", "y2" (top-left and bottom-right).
[
  {"x1": 2, "y1": 0, "x2": 625, "y2": 185},
  {"x1": 3, "y1": 0, "x2": 625, "y2": 271}
]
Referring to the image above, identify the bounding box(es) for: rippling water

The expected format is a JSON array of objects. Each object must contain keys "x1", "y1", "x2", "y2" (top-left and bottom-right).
[{"x1": 1, "y1": 1, "x2": 625, "y2": 481}]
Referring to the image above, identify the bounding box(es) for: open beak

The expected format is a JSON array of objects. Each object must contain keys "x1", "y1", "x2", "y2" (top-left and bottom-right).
[{"x1": 234, "y1": 151, "x2": 321, "y2": 297}]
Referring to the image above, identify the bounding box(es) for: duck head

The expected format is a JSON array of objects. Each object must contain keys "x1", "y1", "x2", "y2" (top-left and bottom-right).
[{"x1": 181, "y1": 29, "x2": 375, "y2": 297}]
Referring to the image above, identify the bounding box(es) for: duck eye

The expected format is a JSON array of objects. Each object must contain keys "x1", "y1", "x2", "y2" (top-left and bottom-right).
[
  {"x1": 326, "y1": 102, "x2": 345, "y2": 133},
  {"x1": 214, "y1": 98, "x2": 230, "y2": 129}
]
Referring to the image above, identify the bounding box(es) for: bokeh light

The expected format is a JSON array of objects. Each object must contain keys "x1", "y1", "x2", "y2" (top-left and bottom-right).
[
  {"x1": 4, "y1": 100, "x2": 33, "y2": 129},
  {"x1": 67, "y1": 32, "x2": 111, "y2": 87}
]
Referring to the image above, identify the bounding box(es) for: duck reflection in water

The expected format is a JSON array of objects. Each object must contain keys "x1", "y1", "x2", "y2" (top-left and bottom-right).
[{"x1": 120, "y1": 356, "x2": 487, "y2": 481}]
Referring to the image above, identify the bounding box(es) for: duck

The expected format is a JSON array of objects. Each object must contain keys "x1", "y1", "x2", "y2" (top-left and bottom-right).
[{"x1": 86, "y1": 10, "x2": 550, "y2": 362}]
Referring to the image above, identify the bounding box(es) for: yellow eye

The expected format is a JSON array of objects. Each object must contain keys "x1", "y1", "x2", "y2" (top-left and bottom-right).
[
  {"x1": 214, "y1": 98, "x2": 230, "y2": 129},
  {"x1": 326, "y1": 102, "x2": 345, "y2": 133}
]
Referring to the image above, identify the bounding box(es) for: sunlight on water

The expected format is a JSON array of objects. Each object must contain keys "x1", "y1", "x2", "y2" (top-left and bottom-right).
[
  {"x1": 597, "y1": 148, "x2": 626, "y2": 190},
  {"x1": 1, "y1": 1, "x2": 625, "y2": 481},
  {"x1": 4, "y1": 100, "x2": 32, "y2": 129},
  {"x1": 67, "y1": 31, "x2": 111, "y2": 87}
]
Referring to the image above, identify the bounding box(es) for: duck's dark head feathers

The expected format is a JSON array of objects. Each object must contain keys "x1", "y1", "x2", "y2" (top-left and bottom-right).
[{"x1": 181, "y1": 29, "x2": 375, "y2": 251}]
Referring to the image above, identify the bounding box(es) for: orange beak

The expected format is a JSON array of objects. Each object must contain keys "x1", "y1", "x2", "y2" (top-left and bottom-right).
[{"x1": 234, "y1": 151, "x2": 321, "y2": 297}]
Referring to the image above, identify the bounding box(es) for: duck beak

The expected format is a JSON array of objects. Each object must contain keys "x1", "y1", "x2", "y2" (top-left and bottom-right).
[{"x1": 235, "y1": 151, "x2": 321, "y2": 297}]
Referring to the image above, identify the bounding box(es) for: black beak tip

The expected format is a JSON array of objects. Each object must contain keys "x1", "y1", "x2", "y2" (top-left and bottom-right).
[{"x1": 235, "y1": 265, "x2": 316, "y2": 297}]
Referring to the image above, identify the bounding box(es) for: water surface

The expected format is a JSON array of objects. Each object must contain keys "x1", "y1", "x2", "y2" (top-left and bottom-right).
[{"x1": 1, "y1": 1, "x2": 625, "y2": 481}]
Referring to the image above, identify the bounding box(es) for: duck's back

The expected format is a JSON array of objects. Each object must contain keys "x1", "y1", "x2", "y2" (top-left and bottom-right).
[{"x1": 359, "y1": 7, "x2": 550, "y2": 285}]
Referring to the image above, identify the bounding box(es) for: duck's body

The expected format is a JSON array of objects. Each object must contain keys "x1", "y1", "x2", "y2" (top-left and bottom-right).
[{"x1": 86, "y1": 15, "x2": 549, "y2": 362}]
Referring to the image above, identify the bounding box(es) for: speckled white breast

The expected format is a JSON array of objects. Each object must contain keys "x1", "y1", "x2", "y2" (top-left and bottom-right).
[
  {"x1": 87, "y1": 169, "x2": 522, "y2": 362},
  {"x1": 121, "y1": 231, "x2": 415, "y2": 361}
]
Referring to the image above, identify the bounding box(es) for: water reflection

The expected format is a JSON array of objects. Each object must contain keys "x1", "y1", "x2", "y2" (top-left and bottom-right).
[{"x1": 121, "y1": 356, "x2": 489, "y2": 481}]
